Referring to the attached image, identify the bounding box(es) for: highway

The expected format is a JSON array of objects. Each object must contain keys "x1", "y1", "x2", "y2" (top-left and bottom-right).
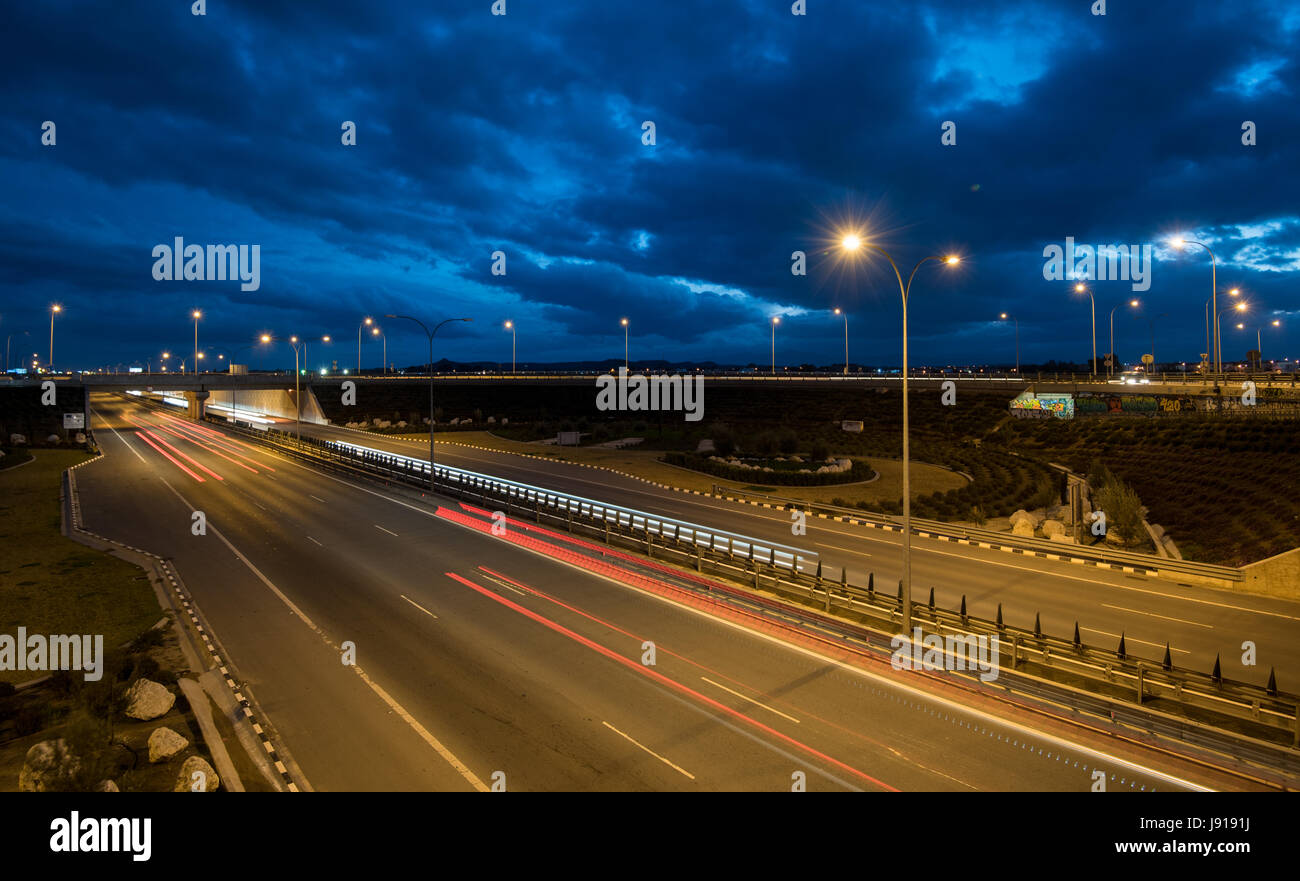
[
  {"x1": 72, "y1": 394, "x2": 1239, "y2": 791},
  {"x1": 277, "y1": 418, "x2": 1300, "y2": 690}
]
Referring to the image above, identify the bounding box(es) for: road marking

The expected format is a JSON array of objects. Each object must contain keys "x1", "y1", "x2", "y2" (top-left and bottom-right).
[
  {"x1": 1079, "y1": 627, "x2": 1192, "y2": 653},
  {"x1": 816, "y1": 542, "x2": 872, "y2": 558},
  {"x1": 306, "y1": 536, "x2": 323, "y2": 547},
  {"x1": 601, "y1": 721, "x2": 695, "y2": 780},
  {"x1": 400, "y1": 595, "x2": 438, "y2": 619},
  {"x1": 1101, "y1": 604, "x2": 1214, "y2": 628},
  {"x1": 700, "y1": 677, "x2": 800, "y2": 723},
  {"x1": 375, "y1": 525, "x2": 399, "y2": 537},
  {"x1": 309, "y1": 494, "x2": 326, "y2": 503},
  {"x1": 90, "y1": 407, "x2": 149, "y2": 463}
]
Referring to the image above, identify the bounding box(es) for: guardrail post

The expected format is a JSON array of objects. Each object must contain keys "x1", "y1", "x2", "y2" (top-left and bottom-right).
[
  {"x1": 1294, "y1": 706, "x2": 1299, "y2": 749},
  {"x1": 1010, "y1": 636, "x2": 1020, "y2": 670},
  {"x1": 567, "y1": 509, "x2": 573, "y2": 533},
  {"x1": 646, "y1": 529, "x2": 653, "y2": 559},
  {"x1": 604, "y1": 520, "x2": 610, "y2": 544},
  {"x1": 695, "y1": 544, "x2": 702, "y2": 572},
  {"x1": 1136, "y1": 665, "x2": 1145, "y2": 705}
]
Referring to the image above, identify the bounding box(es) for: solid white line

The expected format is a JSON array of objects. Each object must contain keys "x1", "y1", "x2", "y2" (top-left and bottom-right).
[
  {"x1": 1079, "y1": 627, "x2": 1191, "y2": 653},
  {"x1": 700, "y1": 677, "x2": 800, "y2": 723},
  {"x1": 375, "y1": 524, "x2": 399, "y2": 537},
  {"x1": 309, "y1": 494, "x2": 326, "y2": 503},
  {"x1": 1101, "y1": 603, "x2": 1214, "y2": 628},
  {"x1": 602, "y1": 721, "x2": 695, "y2": 780},
  {"x1": 307, "y1": 536, "x2": 323, "y2": 547},
  {"x1": 90, "y1": 406, "x2": 149, "y2": 464},
  {"x1": 400, "y1": 594, "x2": 438, "y2": 619}
]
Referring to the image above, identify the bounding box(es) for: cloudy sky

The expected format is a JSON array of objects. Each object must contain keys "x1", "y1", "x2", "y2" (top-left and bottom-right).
[{"x1": 2, "y1": 0, "x2": 1297, "y2": 372}]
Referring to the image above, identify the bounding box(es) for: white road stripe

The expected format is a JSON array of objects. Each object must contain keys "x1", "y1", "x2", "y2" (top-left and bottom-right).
[
  {"x1": 375, "y1": 524, "x2": 399, "y2": 537},
  {"x1": 700, "y1": 677, "x2": 800, "y2": 723},
  {"x1": 1101, "y1": 603, "x2": 1214, "y2": 628},
  {"x1": 400, "y1": 594, "x2": 439, "y2": 619},
  {"x1": 602, "y1": 721, "x2": 695, "y2": 780}
]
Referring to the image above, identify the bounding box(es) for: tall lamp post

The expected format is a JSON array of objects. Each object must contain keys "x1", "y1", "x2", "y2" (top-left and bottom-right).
[
  {"x1": 1218, "y1": 302, "x2": 1248, "y2": 367},
  {"x1": 999, "y1": 312, "x2": 1019, "y2": 374},
  {"x1": 504, "y1": 321, "x2": 516, "y2": 374},
  {"x1": 1171, "y1": 238, "x2": 1220, "y2": 372},
  {"x1": 371, "y1": 326, "x2": 385, "y2": 374},
  {"x1": 1074, "y1": 283, "x2": 1097, "y2": 376},
  {"x1": 7, "y1": 330, "x2": 31, "y2": 374},
  {"x1": 770, "y1": 316, "x2": 780, "y2": 375},
  {"x1": 620, "y1": 318, "x2": 629, "y2": 370},
  {"x1": 1238, "y1": 319, "x2": 1281, "y2": 368},
  {"x1": 839, "y1": 233, "x2": 960, "y2": 634},
  {"x1": 385, "y1": 314, "x2": 473, "y2": 488},
  {"x1": 357, "y1": 317, "x2": 373, "y2": 374},
  {"x1": 833, "y1": 308, "x2": 848, "y2": 375},
  {"x1": 1109, "y1": 299, "x2": 1139, "y2": 377},
  {"x1": 49, "y1": 305, "x2": 62, "y2": 372},
  {"x1": 191, "y1": 310, "x2": 202, "y2": 375}
]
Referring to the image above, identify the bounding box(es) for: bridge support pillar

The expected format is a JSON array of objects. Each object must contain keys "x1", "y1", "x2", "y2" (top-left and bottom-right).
[{"x1": 185, "y1": 390, "x2": 209, "y2": 420}]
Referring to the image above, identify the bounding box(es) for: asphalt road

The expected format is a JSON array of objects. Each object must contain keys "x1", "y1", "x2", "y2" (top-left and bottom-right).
[
  {"x1": 280, "y1": 419, "x2": 1300, "y2": 689},
  {"x1": 73, "y1": 395, "x2": 1230, "y2": 791}
]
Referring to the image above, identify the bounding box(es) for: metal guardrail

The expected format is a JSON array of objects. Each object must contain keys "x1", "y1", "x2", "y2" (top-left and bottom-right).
[
  {"x1": 194, "y1": 410, "x2": 1299, "y2": 779},
  {"x1": 716, "y1": 485, "x2": 1243, "y2": 583}
]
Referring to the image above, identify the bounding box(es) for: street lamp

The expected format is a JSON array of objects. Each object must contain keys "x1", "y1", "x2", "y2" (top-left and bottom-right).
[
  {"x1": 620, "y1": 318, "x2": 629, "y2": 370},
  {"x1": 838, "y1": 232, "x2": 961, "y2": 634},
  {"x1": 1171, "y1": 237, "x2": 1221, "y2": 372},
  {"x1": 504, "y1": 320, "x2": 516, "y2": 374},
  {"x1": 357, "y1": 317, "x2": 373, "y2": 374},
  {"x1": 833, "y1": 308, "x2": 848, "y2": 375},
  {"x1": 49, "y1": 305, "x2": 62, "y2": 372},
  {"x1": 770, "y1": 316, "x2": 780, "y2": 375},
  {"x1": 372, "y1": 326, "x2": 385, "y2": 374},
  {"x1": 1074, "y1": 283, "x2": 1097, "y2": 376},
  {"x1": 6, "y1": 330, "x2": 31, "y2": 374},
  {"x1": 385, "y1": 314, "x2": 473, "y2": 488},
  {"x1": 999, "y1": 312, "x2": 1019, "y2": 374},
  {"x1": 191, "y1": 310, "x2": 202, "y2": 375},
  {"x1": 1108, "y1": 299, "x2": 1140, "y2": 377}
]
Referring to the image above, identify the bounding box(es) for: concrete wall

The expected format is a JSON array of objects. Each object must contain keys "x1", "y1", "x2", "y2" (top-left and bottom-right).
[
  {"x1": 1240, "y1": 547, "x2": 1300, "y2": 601},
  {"x1": 206, "y1": 386, "x2": 327, "y2": 425}
]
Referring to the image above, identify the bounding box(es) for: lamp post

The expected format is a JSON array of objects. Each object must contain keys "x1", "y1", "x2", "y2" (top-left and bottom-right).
[
  {"x1": 1171, "y1": 238, "x2": 1220, "y2": 372},
  {"x1": 839, "y1": 233, "x2": 960, "y2": 634},
  {"x1": 1204, "y1": 287, "x2": 1239, "y2": 374},
  {"x1": 504, "y1": 321, "x2": 516, "y2": 374},
  {"x1": 49, "y1": 305, "x2": 62, "y2": 372},
  {"x1": 833, "y1": 308, "x2": 848, "y2": 375},
  {"x1": 385, "y1": 314, "x2": 473, "y2": 488},
  {"x1": 191, "y1": 310, "x2": 202, "y2": 375},
  {"x1": 1074, "y1": 283, "x2": 1096, "y2": 376},
  {"x1": 372, "y1": 326, "x2": 385, "y2": 374},
  {"x1": 770, "y1": 316, "x2": 780, "y2": 375},
  {"x1": 6, "y1": 330, "x2": 30, "y2": 374},
  {"x1": 999, "y1": 312, "x2": 1019, "y2": 374},
  {"x1": 304, "y1": 335, "x2": 331, "y2": 375},
  {"x1": 1108, "y1": 299, "x2": 1139, "y2": 377},
  {"x1": 620, "y1": 318, "x2": 629, "y2": 370},
  {"x1": 357, "y1": 317, "x2": 373, "y2": 374},
  {"x1": 1218, "y1": 302, "x2": 1248, "y2": 367},
  {"x1": 1234, "y1": 318, "x2": 1277, "y2": 369}
]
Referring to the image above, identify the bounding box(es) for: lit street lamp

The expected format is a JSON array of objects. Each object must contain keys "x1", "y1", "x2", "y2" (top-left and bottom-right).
[
  {"x1": 833, "y1": 308, "x2": 848, "y2": 375},
  {"x1": 49, "y1": 305, "x2": 62, "y2": 372},
  {"x1": 372, "y1": 326, "x2": 385, "y2": 374},
  {"x1": 1171, "y1": 237, "x2": 1221, "y2": 372},
  {"x1": 357, "y1": 317, "x2": 373, "y2": 374},
  {"x1": 999, "y1": 312, "x2": 1019, "y2": 374},
  {"x1": 192, "y1": 310, "x2": 202, "y2": 375},
  {"x1": 838, "y1": 232, "x2": 961, "y2": 634},
  {"x1": 620, "y1": 318, "x2": 629, "y2": 370},
  {"x1": 1108, "y1": 299, "x2": 1139, "y2": 377},
  {"x1": 385, "y1": 314, "x2": 473, "y2": 488},
  {"x1": 1074, "y1": 283, "x2": 1097, "y2": 376},
  {"x1": 1236, "y1": 318, "x2": 1279, "y2": 368},
  {"x1": 504, "y1": 320, "x2": 516, "y2": 374}
]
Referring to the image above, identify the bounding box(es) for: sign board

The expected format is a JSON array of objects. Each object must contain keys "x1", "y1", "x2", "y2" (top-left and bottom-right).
[
  {"x1": 63, "y1": 413, "x2": 85, "y2": 429},
  {"x1": 1141, "y1": 354, "x2": 1153, "y2": 365},
  {"x1": 1104, "y1": 355, "x2": 1113, "y2": 367},
  {"x1": 841, "y1": 420, "x2": 864, "y2": 432},
  {"x1": 557, "y1": 431, "x2": 581, "y2": 445}
]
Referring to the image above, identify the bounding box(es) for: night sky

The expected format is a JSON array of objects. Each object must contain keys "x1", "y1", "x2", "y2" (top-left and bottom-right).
[{"x1": 2, "y1": 1, "x2": 1297, "y2": 372}]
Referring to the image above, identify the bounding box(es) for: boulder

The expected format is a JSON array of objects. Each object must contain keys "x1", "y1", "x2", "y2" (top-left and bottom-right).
[
  {"x1": 1009, "y1": 509, "x2": 1041, "y2": 529},
  {"x1": 75, "y1": 432, "x2": 87, "y2": 444},
  {"x1": 10, "y1": 433, "x2": 27, "y2": 445},
  {"x1": 1041, "y1": 519, "x2": 1065, "y2": 539},
  {"x1": 1049, "y1": 532, "x2": 1077, "y2": 544},
  {"x1": 19, "y1": 739, "x2": 80, "y2": 792},
  {"x1": 95, "y1": 779, "x2": 119, "y2": 792},
  {"x1": 124, "y1": 678, "x2": 175, "y2": 721},
  {"x1": 148, "y1": 727, "x2": 189, "y2": 763},
  {"x1": 46, "y1": 434, "x2": 61, "y2": 444},
  {"x1": 1011, "y1": 518, "x2": 1036, "y2": 538},
  {"x1": 175, "y1": 756, "x2": 220, "y2": 792}
]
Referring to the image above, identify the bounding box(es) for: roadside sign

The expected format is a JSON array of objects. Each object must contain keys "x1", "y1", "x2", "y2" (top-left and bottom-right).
[
  {"x1": 1141, "y1": 354, "x2": 1153, "y2": 365},
  {"x1": 63, "y1": 413, "x2": 85, "y2": 429}
]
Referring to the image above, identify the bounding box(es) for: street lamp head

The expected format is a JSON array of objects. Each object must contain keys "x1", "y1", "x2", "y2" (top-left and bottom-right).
[
  {"x1": 1236, "y1": 302, "x2": 1247, "y2": 311},
  {"x1": 162, "y1": 352, "x2": 170, "y2": 359},
  {"x1": 192, "y1": 310, "x2": 202, "y2": 319},
  {"x1": 1170, "y1": 237, "x2": 1186, "y2": 250},
  {"x1": 1000, "y1": 312, "x2": 1008, "y2": 320},
  {"x1": 1130, "y1": 299, "x2": 1139, "y2": 308},
  {"x1": 840, "y1": 234, "x2": 862, "y2": 252},
  {"x1": 364, "y1": 317, "x2": 373, "y2": 326},
  {"x1": 772, "y1": 316, "x2": 780, "y2": 325},
  {"x1": 52, "y1": 304, "x2": 62, "y2": 313},
  {"x1": 372, "y1": 327, "x2": 380, "y2": 336},
  {"x1": 290, "y1": 335, "x2": 298, "y2": 343},
  {"x1": 1074, "y1": 282, "x2": 1086, "y2": 293},
  {"x1": 945, "y1": 255, "x2": 960, "y2": 265},
  {"x1": 259, "y1": 334, "x2": 271, "y2": 343},
  {"x1": 504, "y1": 320, "x2": 513, "y2": 329},
  {"x1": 620, "y1": 318, "x2": 628, "y2": 327},
  {"x1": 1272, "y1": 320, "x2": 1281, "y2": 327},
  {"x1": 1236, "y1": 323, "x2": 1245, "y2": 330},
  {"x1": 322, "y1": 335, "x2": 331, "y2": 342},
  {"x1": 833, "y1": 308, "x2": 841, "y2": 316}
]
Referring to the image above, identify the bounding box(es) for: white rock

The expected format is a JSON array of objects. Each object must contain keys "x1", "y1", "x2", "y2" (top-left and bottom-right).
[
  {"x1": 124, "y1": 678, "x2": 175, "y2": 721},
  {"x1": 175, "y1": 756, "x2": 220, "y2": 792},
  {"x1": 1041, "y1": 519, "x2": 1065, "y2": 538},
  {"x1": 148, "y1": 726, "x2": 189, "y2": 763},
  {"x1": 1011, "y1": 518, "x2": 1036, "y2": 538}
]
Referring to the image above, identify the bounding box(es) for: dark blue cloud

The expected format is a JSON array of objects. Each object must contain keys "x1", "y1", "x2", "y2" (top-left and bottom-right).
[{"x1": 1, "y1": 0, "x2": 1297, "y2": 371}]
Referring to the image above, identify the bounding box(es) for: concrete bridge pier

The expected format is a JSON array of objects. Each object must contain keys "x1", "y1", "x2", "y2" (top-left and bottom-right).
[{"x1": 185, "y1": 389, "x2": 209, "y2": 419}]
